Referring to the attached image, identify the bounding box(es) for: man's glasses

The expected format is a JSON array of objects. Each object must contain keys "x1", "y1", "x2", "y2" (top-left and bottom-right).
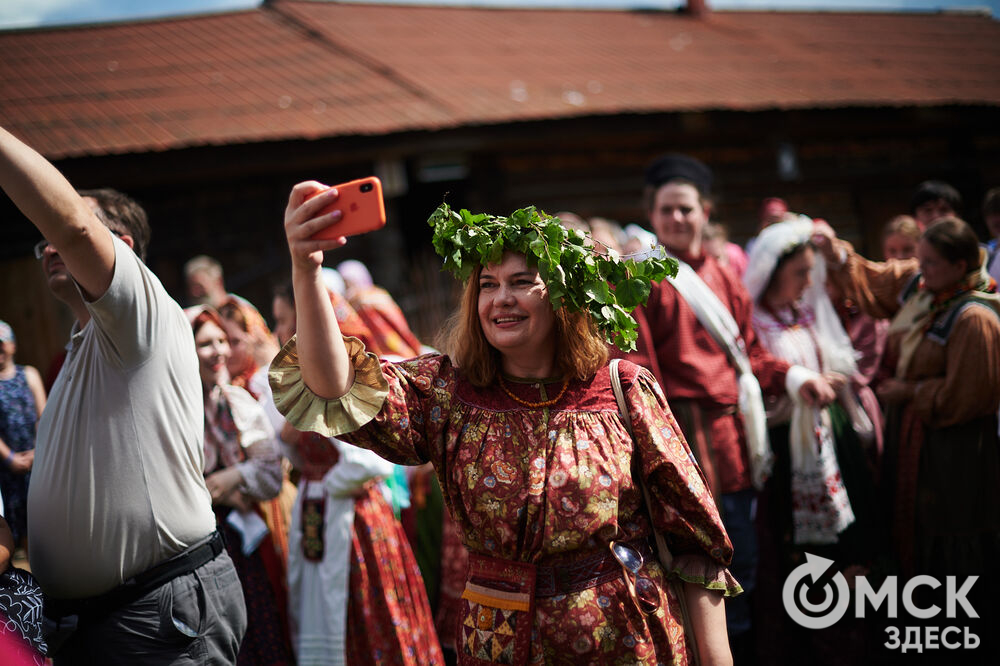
[
  {"x1": 34, "y1": 230, "x2": 124, "y2": 259},
  {"x1": 609, "y1": 541, "x2": 661, "y2": 616}
]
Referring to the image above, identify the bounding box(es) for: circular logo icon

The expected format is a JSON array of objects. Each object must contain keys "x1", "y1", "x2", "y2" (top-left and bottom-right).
[{"x1": 782, "y1": 553, "x2": 851, "y2": 629}]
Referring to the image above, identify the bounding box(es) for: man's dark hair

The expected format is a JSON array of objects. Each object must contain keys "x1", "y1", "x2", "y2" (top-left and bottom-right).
[
  {"x1": 78, "y1": 188, "x2": 151, "y2": 261},
  {"x1": 909, "y1": 180, "x2": 962, "y2": 217}
]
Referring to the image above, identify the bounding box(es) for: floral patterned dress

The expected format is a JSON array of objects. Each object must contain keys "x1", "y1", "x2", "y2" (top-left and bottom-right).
[{"x1": 271, "y1": 337, "x2": 741, "y2": 665}]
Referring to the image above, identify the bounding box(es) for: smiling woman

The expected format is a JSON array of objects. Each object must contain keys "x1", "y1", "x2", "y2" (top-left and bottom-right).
[
  {"x1": 269, "y1": 181, "x2": 743, "y2": 665},
  {"x1": 185, "y1": 305, "x2": 294, "y2": 664},
  {"x1": 442, "y1": 251, "x2": 606, "y2": 386},
  {"x1": 476, "y1": 254, "x2": 556, "y2": 368}
]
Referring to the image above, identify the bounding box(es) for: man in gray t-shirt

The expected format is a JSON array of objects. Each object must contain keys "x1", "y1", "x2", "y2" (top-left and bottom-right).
[{"x1": 1, "y1": 126, "x2": 246, "y2": 663}]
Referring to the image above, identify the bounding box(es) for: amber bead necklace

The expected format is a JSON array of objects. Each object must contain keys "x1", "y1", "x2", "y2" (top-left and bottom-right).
[{"x1": 497, "y1": 375, "x2": 569, "y2": 408}]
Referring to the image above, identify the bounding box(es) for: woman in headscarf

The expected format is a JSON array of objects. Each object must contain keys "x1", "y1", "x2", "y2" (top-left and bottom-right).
[
  {"x1": 270, "y1": 181, "x2": 741, "y2": 665},
  {"x1": 743, "y1": 217, "x2": 881, "y2": 663},
  {"x1": 743, "y1": 216, "x2": 879, "y2": 551},
  {"x1": 187, "y1": 305, "x2": 293, "y2": 665},
  {"x1": 814, "y1": 217, "x2": 1000, "y2": 647},
  {"x1": 217, "y1": 294, "x2": 279, "y2": 398}
]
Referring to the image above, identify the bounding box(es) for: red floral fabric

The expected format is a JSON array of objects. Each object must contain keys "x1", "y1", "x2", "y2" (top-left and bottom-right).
[
  {"x1": 291, "y1": 432, "x2": 444, "y2": 663},
  {"x1": 349, "y1": 285, "x2": 423, "y2": 359},
  {"x1": 338, "y1": 355, "x2": 739, "y2": 664},
  {"x1": 346, "y1": 482, "x2": 446, "y2": 665}
]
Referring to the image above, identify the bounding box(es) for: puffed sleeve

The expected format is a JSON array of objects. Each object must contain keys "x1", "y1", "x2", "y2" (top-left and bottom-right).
[
  {"x1": 912, "y1": 305, "x2": 1000, "y2": 427},
  {"x1": 829, "y1": 244, "x2": 919, "y2": 320},
  {"x1": 624, "y1": 364, "x2": 743, "y2": 597},
  {"x1": 269, "y1": 334, "x2": 455, "y2": 466},
  {"x1": 269, "y1": 335, "x2": 388, "y2": 438}
]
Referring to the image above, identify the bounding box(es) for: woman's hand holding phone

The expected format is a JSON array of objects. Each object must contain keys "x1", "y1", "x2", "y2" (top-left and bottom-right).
[
  {"x1": 284, "y1": 176, "x2": 385, "y2": 272},
  {"x1": 283, "y1": 180, "x2": 359, "y2": 402},
  {"x1": 284, "y1": 180, "x2": 348, "y2": 271}
]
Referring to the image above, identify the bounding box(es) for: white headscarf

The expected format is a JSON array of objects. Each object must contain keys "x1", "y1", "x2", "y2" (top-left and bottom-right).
[
  {"x1": 744, "y1": 216, "x2": 859, "y2": 544},
  {"x1": 743, "y1": 216, "x2": 857, "y2": 376}
]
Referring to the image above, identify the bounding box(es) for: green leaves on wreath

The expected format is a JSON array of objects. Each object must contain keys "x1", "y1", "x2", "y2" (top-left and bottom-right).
[{"x1": 428, "y1": 203, "x2": 678, "y2": 351}]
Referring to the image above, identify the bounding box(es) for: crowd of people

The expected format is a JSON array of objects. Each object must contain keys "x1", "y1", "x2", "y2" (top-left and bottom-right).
[{"x1": 1, "y1": 121, "x2": 998, "y2": 666}]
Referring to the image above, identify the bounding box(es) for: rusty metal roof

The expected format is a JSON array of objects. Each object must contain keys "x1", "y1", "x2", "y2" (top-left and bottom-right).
[{"x1": 2, "y1": 1, "x2": 998, "y2": 159}]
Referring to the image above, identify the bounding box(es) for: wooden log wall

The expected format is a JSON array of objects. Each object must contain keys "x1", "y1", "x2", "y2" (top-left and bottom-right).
[{"x1": 2, "y1": 104, "x2": 998, "y2": 373}]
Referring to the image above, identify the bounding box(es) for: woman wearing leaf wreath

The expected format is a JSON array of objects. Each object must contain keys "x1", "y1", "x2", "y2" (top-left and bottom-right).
[{"x1": 270, "y1": 181, "x2": 741, "y2": 665}]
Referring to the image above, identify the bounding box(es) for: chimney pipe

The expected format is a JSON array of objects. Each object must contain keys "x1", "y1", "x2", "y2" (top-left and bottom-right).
[{"x1": 686, "y1": 0, "x2": 710, "y2": 18}]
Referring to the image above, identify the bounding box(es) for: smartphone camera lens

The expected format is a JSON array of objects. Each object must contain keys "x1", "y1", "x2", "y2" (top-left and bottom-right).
[{"x1": 360, "y1": 183, "x2": 373, "y2": 193}]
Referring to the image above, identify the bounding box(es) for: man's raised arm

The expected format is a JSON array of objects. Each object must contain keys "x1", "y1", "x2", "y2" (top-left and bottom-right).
[{"x1": 0, "y1": 126, "x2": 116, "y2": 300}]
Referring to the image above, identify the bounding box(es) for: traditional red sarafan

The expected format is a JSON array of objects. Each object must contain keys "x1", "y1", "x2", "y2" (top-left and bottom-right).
[
  {"x1": 640, "y1": 252, "x2": 791, "y2": 495},
  {"x1": 270, "y1": 340, "x2": 741, "y2": 664},
  {"x1": 291, "y1": 431, "x2": 444, "y2": 664}
]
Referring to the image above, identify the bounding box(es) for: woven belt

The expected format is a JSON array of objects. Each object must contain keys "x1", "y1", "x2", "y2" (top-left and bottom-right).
[
  {"x1": 534, "y1": 538, "x2": 653, "y2": 597},
  {"x1": 44, "y1": 531, "x2": 225, "y2": 620}
]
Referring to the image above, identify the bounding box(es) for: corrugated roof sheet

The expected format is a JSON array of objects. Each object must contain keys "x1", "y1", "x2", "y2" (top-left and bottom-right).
[{"x1": 1, "y1": 1, "x2": 998, "y2": 159}]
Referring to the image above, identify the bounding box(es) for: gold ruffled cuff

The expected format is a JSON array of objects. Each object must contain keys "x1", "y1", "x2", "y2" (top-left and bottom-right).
[
  {"x1": 269, "y1": 334, "x2": 389, "y2": 438},
  {"x1": 668, "y1": 552, "x2": 744, "y2": 598}
]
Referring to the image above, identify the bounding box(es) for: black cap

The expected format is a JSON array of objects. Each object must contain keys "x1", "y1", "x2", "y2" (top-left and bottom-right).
[{"x1": 644, "y1": 153, "x2": 713, "y2": 197}]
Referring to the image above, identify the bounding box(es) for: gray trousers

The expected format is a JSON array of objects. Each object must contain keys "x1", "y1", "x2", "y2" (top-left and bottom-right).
[{"x1": 48, "y1": 550, "x2": 247, "y2": 665}]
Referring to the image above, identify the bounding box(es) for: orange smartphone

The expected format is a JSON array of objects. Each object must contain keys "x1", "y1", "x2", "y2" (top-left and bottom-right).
[{"x1": 309, "y1": 176, "x2": 386, "y2": 240}]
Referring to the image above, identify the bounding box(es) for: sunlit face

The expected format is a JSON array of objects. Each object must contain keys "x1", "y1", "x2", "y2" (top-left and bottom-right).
[
  {"x1": 272, "y1": 295, "x2": 296, "y2": 347},
  {"x1": 648, "y1": 183, "x2": 709, "y2": 256},
  {"x1": 194, "y1": 320, "x2": 231, "y2": 388},
  {"x1": 477, "y1": 253, "x2": 556, "y2": 359},
  {"x1": 766, "y1": 246, "x2": 815, "y2": 309},
  {"x1": 913, "y1": 199, "x2": 954, "y2": 229},
  {"x1": 220, "y1": 318, "x2": 254, "y2": 379},
  {"x1": 883, "y1": 233, "x2": 918, "y2": 261},
  {"x1": 917, "y1": 239, "x2": 967, "y2": 294}
]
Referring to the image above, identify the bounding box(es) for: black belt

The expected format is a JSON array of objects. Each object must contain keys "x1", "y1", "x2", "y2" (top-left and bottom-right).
[{"x1": 44, "y1": 531, "x2": 225, "y2": 621}]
